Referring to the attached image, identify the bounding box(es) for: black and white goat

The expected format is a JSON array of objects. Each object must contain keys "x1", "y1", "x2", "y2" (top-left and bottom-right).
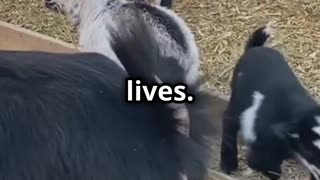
[
  {"x1": 0, "y1": 11, "x2": 214, "y2": 180},
  {"x1": 220, "y1": 27, "x2": 320, "y2": 180},
  {"x1": 44, "y1": 0, "x2": 199, "y2": 86}
]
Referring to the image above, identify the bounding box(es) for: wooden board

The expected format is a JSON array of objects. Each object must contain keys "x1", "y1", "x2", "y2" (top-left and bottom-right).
[{"x1": 0, "y1": 20, "x2": 78, "y2": 53}]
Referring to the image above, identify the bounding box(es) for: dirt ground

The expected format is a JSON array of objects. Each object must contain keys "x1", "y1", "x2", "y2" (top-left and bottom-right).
[{"x1": 1, "y1": 0, "x2": 320, "y2": 179}]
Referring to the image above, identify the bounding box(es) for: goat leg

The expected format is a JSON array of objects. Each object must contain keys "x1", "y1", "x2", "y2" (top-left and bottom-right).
[{"x1": 220, "y1": 109, "x2": 239, "y2": 174}]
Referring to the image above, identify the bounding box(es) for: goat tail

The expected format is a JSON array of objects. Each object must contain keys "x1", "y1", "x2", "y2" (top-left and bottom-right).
[
  {"x1": 109, "y1": 9, "x2": 190, "y2": 137},
  {"x1": 245, "y1": 25, "x2": 272, "y2": 51},
  {"x1": 154, "y1": 0, "x2": 174, "y2": 9}
]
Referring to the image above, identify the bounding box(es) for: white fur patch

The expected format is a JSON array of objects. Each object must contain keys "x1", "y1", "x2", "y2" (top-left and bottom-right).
[
  {"x1": 313, "y1": 139, "x2": 320, "y2": 150},
  {"x1": 240, "y1": 91, "x2": 265, "y2": 144},
  {"x1": 296, "y1": 153, "x2": 320, "y2": 180},
  {"x1": 263, "y1": 26, "x2": 273, "y2": 37},
  {"x1": 313, "y1": 116, "x2": 320, "y2": 149},
  {"x1": 179, "y1": 173, "x2": 188, "y2": 180},
  {"x1": 289, "y1": 133, "x2": 300, "y2": 138},
  {"x1": 313, "y1": 116, "x2": 320, "y2": 135},
  {"x1": 315, "y1": 116, "x2": 320, "y2": 124},
  {"x1": 313, "y1": 126, "x2": 320, "y2": 137},
  {"x1": 264, "y1": 22, "x2": 275, "y2": 39}
]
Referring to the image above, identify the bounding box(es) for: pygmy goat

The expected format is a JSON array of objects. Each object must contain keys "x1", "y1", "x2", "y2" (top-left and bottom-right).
[
  {"x1": 0, "y1": 11, "x2": 214, "y2": 180},
  {"x1": 44, "y1": 0, "x2": 200, "y2": 86},
  {"x1": 220, "y1": 26, "x2": 320, "y2": 180}
]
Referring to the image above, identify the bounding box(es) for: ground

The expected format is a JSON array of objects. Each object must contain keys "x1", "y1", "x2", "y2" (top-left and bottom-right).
[{"x1": 0, "y1": 0, "x2": 319, "y2": 179}]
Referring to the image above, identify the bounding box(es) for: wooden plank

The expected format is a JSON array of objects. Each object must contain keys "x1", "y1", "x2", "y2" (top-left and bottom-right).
[{"x1": 0, "y1": 20, "x2": 78, "y2": 53}]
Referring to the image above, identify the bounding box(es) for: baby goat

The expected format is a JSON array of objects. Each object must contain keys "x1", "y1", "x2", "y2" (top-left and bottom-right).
[
  {"x1": 220, "y1": 26, "x2": 320, "y2": 180},
  {"x1": 44, "y1": 0, "x2": 199, "y2": 85}
]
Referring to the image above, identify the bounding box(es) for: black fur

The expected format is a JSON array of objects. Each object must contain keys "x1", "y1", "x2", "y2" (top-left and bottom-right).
[
  {"x1": 220, "y1": 26, "x2": 320, "y2": 180},
  {"x1": 0, "y1": 9, "x2": 214, "y2": 180},
  {"x1": 160, "y1": 0, "x2": 174, "y2": 9},
  {"x1": 245, "y1": 26, "x2": 270, "y2": 50}
]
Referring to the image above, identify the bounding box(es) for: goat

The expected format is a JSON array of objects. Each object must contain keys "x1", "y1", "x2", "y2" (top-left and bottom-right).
[
  {"x1": 0, "y1": 10, "x2": 214, "y2": 180},
  {"x1": 219, "y1": 26, "x2": 320, "y2": 180},
  {"x1": 44, "y1": 0, "x2": 199, "y2": 86}
]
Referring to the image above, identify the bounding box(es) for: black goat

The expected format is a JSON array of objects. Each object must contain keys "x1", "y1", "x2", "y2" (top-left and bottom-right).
[
  {"x1": 0, "y1": 11, "x2": 214, "y2": 180},
  {"x1": 220, "y1": 26, "x2": 320, "y2": 180}
]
